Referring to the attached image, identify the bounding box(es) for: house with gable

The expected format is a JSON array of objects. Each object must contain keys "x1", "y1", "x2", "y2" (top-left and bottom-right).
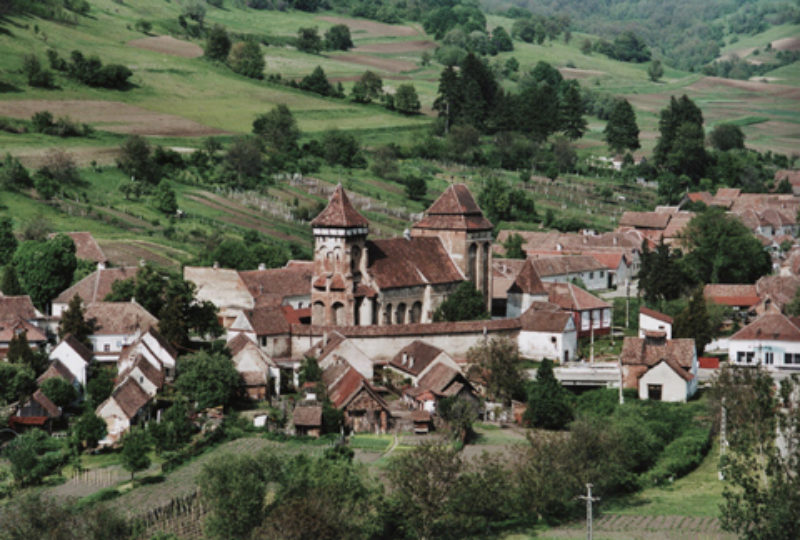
[
  {"x1": 226, "y1": 305, "x2": 293, "y2": 357},
  {"x1": 116, "y1": 326, "x2": 177, "y2": 382},
  {"x1": 505, "y1": 259, "x2": 548, "y2": 318},
  {"x1": 307, "y1": 331, "x2": 374, "y2": 380},
  {"x1": 309, "y1": 183, "x2": 492, "y2": 328},
  {"x1": 543, "y1": 281, "x2": 611, "y2": 338},
  {"x1": 639, "y1": 307, "x2": 673, "y2": 339},
  {"x1": 518, "y1": 306, "x2": 577, "y2": 362},
  {"x1": 37, "y1": 360, "x2": 81, "y2": 398},
  {"x1": 728, "y1": 312, "x2": 800, "y2": 369},
  {"x1": 47, "y1": 334, "x2": 93, "y2": 386},
  {"x1": 96, "y1": 376, "x2": 153, "y2": 444},
  {"x1": 84, "y1": 301, "x2": 158, "y2": 362},
  {"x1": 620, "y1": 333, "x2": 698, "y2": 402},
  {"x1": 530, "y1": 255, "x2": 610, "y2": 291},
  {"x1": 388, "y1": 340, "x2": 461, "y2": 386},
  {"x1": 404, "y1": 362, "x2": 477, "y2": 413},
  {"x1": 51, "y1": 266, "x2": 140, "y2": 318},
  {"x1": 10, "y1": 390, "x2": 62, "y2": 433},
  {"x1": 0, "y1": 295, "x2": 48, "y2": 357},
  {"x1": 227, "y1": 333, "x2": 279, "y2": 399},
  {"x1": 322, "y1": 360, "x2": 391, "y2": 433}
]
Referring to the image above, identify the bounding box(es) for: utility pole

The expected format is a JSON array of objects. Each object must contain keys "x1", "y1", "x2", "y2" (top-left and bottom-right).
[
  {"x1": 578, "y1": 483, "x2": 600, "y2": 540},
  {"x1": 618, "y1": 360, "x2": 625, "y2": 405},
  {"x1": 590, "y1": 315, "x2": 595, "y2": 363},
  {"x1": 625, "y1": 280, "x2": 630, "y2": 329},
  {"x1": 719, "y1": 397, "x2": 727, "y2": 480}
]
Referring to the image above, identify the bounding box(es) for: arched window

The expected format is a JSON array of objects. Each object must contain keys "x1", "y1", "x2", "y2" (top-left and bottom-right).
[
  {"x1": 383, "y1": 303, "x2": 393, "y2": 325},
  {"x1": 468, "y1": 243, "x2": 477, "y2": 283},
  {"x1": 410, "y1": 302, "x2": 422, "y2": 323},
  {"x1": 351, "y1": 246, "x2": 361, "y2": 273},
  {"x1": 333, "y1": 302, "x2": 345, "y2": 326},
  {"x1": 312, "y1": 301, "x2": 325, "y2": 324},
  {"x1": 395, "y1": 303, "x2": 407, "y2": 325}
]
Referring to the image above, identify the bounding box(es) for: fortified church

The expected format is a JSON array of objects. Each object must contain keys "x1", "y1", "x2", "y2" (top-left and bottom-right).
[{"x1": 310, "y1": 183, "x2": 494, "y2": 327}]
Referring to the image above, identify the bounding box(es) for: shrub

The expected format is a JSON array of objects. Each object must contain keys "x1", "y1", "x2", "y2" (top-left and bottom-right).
[{"x1": 644, "y1": 426, "x2": 711, "y2": 485}]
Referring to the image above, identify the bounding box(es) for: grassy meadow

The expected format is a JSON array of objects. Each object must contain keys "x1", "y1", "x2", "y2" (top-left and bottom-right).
[{"x1": 0, "y1": 1, "x2": 798, "y2": 263}]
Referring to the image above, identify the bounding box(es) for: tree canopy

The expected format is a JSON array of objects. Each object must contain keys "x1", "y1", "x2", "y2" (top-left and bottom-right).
[
  {"x1": 176, "y1": 350, "x2": 240, "y2": 409},
  {"x1": 12, "y1": 234, "x2": 76, "y2": 310},
  {"x1": 524, "y1": 358, "x2": 574, "y2": 429},
  {"x1": 604, "y1": 99, "x2": 640, "y2": 154},
  {"x1": 680, "y1": 207, "x2": 771, "y2": 284},
  {"x1": 433, "y1": 281, "x2": 488, "y2": 322}
]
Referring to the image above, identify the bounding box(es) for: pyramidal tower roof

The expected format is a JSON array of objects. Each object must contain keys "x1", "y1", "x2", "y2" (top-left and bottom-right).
[
  {"x1": 413, "y1": 183, "x2": 493, "y2": 231},
  {"x1": 311, "y1": 184, "x2": 369, "y2": 228},
  {"x1": 508, "y1": 259, "x2": 546, "y2": 295}
]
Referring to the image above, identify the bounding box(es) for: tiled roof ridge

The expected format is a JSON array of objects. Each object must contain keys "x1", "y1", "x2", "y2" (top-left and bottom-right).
[{"x1": 310, "y1": 183, "x2": 369, "y2": 228}]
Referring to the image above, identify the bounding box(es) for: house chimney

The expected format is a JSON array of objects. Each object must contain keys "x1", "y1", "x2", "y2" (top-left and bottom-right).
[
  {"x1": 403, "y1": 228, "x2": 411, "y2": 241},
  {"x1": 97, "y1": 261, "x2": 107, "y2": 270},
  {"x1": 213, "y1": 261, "x2": 220, "y2": 269},
  {"x1": 402, "y1": 352, "x2": 408, "y2": 365},
  {"x1": 258, "y1": 263, "x2": 266, "y2": 270},
  {"x1": 613, "y1": 236, "x2": 618, "y2": 246},
  {"x1": 556, "y1": 243, "x2": 562, "y2": 251}
]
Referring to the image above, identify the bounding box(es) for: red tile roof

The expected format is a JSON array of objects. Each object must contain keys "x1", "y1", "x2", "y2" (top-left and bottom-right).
[
  {"x1": 31, "y1": 389, "x2": 62, "y2": 418},
  {"x1": 530, "y1": 255, "x2": 607, "y2": 277},
  {"x1": 239, "y1": 264, "x2": 313, "y2": 300},
  {"x1": 413, "y1": 184, "x2": 493, "y2": 231},
  {"x1": 639, "y1": 306, "x2": 673, "y2": 324},
  {"x1": 389, "y1": 340, "x2": 444, "y2": 376},
  {"x1": 544, "y1": 282, "x2": 610, "y2": 311},
  {"x1": 109, "y1": 377, "x2": 151, "y2": 419},
  {"x1": 587, "y1": 252, "x2": 626, "y2": 270},
  {"x1": 60, "y1": 334, "x2": 94, "y2": 363},
  {"x1": 619, "y1": 211, "x2": 671, "y2": 230},
  {"x1": 519, "y1": 307, "x2": 573, "y2": 332},
  {"x1": 310, "y1": 184, "x2": 369, "y2": 228},
  {"x1": 703, "y1": 284, "x2": 760, "y2": 308},
  {"x1": 417, "y1": 363, "x2": 462, "y2": 394},
  {"x1": 0, "y1": 318, "x2": 47, "y2": 343},
  {"x1": 295, "y1": 318, "x2": 520, "y2": 338},
  {"x1": 55, "y1": 267, "x2": 140, "y2": 305},
  {"x1": 325, "y1": 363, "x2": 390, "y2": 411},
  {"x1": 292, "y1": 405, "x2": 322, "y2": 427},
  {"x1": 37, "y1": 360, "x2": 77, "y2": 385},
  {"x1": 118, "y1": 355, "x2": 164, "y2": 390},
  {"x1": 0, "y1": 296, "x2": 41, "y2": 321},
  {"x1": 508, "y1": 259, "x2": 546, "y2": 295},
  {"x1": 48, "y1": 232, "x2": 106, "y2": 263},
  {"x1": 730, "y1": 313, "x2": 800, "y2": 342},
  {"x1": 367, "y1": 237, "x2": 463, "y2": 289},
  {"x1": 620, "y1": 337, "x2": 695, "y2": 370},
  {"x1": 240, "y1": 306, "x2": 290, "y2": 336},
  {"x1": 85, "y1": 301, "x2": 158, "y2": 335}
]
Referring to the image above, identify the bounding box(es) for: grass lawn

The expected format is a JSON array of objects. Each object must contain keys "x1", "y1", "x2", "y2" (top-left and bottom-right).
[{"x1": 604, "y1": 441, "x2": 725, "y2": 518}]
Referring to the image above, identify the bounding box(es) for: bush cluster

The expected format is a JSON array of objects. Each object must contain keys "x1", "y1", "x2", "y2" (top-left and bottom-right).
[{"x1": 47, "y1": 49, "x2": 132, "y2": 89}]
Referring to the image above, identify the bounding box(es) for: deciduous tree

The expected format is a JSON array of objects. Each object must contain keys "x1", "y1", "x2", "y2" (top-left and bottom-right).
[
  {"x1": 228, "y1": 40, "x2": 264, "y2": 79},
  {"x1": 524, "y1": 358, "x2": 573, "y2": 429},
  {"x1": 394, "y1": 84, "x2": 421, "y2": 115},
  {"x1": 433, "y1": 281, "x2": 488, "y2": 322},
  {"x1": 12, "y1": 234, "x2": 76, "y2": 310},
  {"x1": 252, "y1": 104, "x2": 300, "y2": 155},
  {"x1": 324, "y1": 24, "x2": 353, "y2": 51},
  {"x1": 176, "y1": 350, "x2": 240, "y2": 409},
  {"x1": 467, "y1": 337, "x2": 524, "y2": 405},
  {"x1": 205, "y1": 24, "x2": 231, "y2": 61}
]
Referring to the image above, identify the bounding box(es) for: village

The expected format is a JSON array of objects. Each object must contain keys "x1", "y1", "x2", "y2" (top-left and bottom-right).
[{"x1": 3, "y1": 174, "x2": 800, "y2": 441}]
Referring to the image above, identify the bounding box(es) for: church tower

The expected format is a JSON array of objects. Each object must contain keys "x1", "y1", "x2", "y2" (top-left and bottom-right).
[
  {"x1": 411, "y1": 184, "x2": 494, "y2": 307},
  {"x1": 310, "y1": 184, "x2": 370, "y2": 326}
]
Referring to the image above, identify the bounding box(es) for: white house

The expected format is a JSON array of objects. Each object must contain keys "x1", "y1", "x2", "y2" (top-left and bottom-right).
[
  {"x1": 117, "y1": 327, "x2": 178, "y2": 381},
  {"x1": 639, "y1": 307, "x2": 673, "y2": 339},
  {"x1": 638, "y1": 359, "x2": 696, "y2": 402},
  {"x1": 621, "y1": 334, "x2": 698, "y2": 402},
  {"x1": 228, "y1": 333, "x2": 280, "y2": 399},
  {"x1": 311, "y1": 331, "x2": 374, "y2": 380},
  {"x1": 728, "y1": 312, "x2": 800, "y2": 369},
  {"x1": 84, "y1": 301, "x2": 159, "y2": 362},
  {"x1": 388, "y1": 340, "x2": 461, "y2": 386},
  {"x1": 505, "y1": 259, "x2": 548, "y2": 318},
  {"x1": 47, "y1": 334, "x2": 93, "y2": 386},
  {"x1": 518, "y1": 306, "x2": 577, "y2": 363},
  {"x1": 96, "y1": 376, "x2": 152, "y2": 444}
]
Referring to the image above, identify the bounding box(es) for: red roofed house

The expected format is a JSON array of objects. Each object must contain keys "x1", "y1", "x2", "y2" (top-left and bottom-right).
[
  {"x1": 543, "y1": 282, "x2": 611, "y2": 338},
  {"x1": 292, "y1": 405, "x2": 323, "y2": 437},
  {"x1": 47, "y1": 334, "x2": 93, "y2": 386},
  {"x1": 85, "y1": 301, "x2": 159, "y2": 363},
  {"x1": 530, "y1": 255, "x2": 610, "y2": 291},
  {"x1": 227, "y1": 333, "x2": 279, "y2": 400},
  {"x1": 310, "y1": 183, "x2": 492, "y2": 327},
  {"x1": 0, "y1": 295, "x2": 48, "y2": 357},
  {"x1": 95, "y1": 376, "x2": 153, "y2": 444},
  {"x1": 11, "y1": 390, "x2": 62, "y2": 432},
  {"x1": 51, "y1": 266, "x2": 140, "y2": 319},
  {"x1": 639, "y1": 307, "x2": 673, "y2": 339},
  {"x1": 322, "y1": 360, "x2": 390, "y2": 433},
  {"x1": 728, "y1": 312, "x2": 800, "y2": 369},
  {"x1": 620, "y1": 333, "x2": 698, "y2": 402},
  {"x1": 518, "y1": 306, "x2": 578, "y2": 363},
  {"x1": 388, "y1": 340, "x2": 461, "y2": 385},
  {"x1": 505, "y1": 259, "x2": 548, "y2": 318},
  {"x1": 226, "y1": 305, "x2": 292, "y2": 358},
  {"x1": 703, "y1": 284, "x2": 761, "y2": 316}
]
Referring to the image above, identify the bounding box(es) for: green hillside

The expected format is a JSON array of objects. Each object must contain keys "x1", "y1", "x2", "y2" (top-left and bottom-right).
[{"x1": 0, "y1": 0, "x2": 798, "y2": 268}]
